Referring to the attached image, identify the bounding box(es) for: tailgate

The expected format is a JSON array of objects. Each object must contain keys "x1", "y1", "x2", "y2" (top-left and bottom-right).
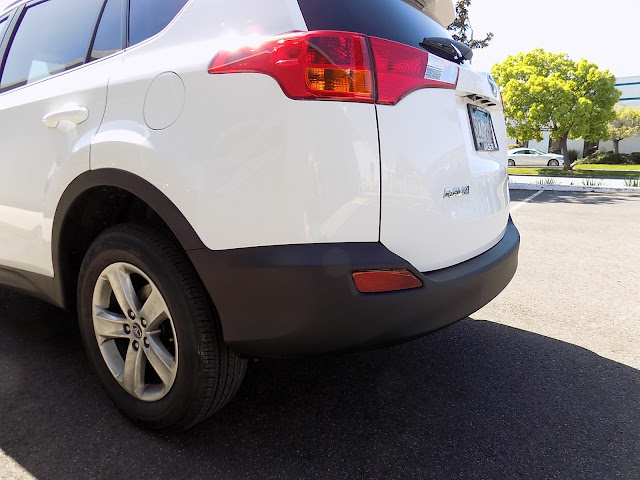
[
  {"x1": 377, "y1": 66, "x2": 510, "y2": 272},
  {"x1": 297, "y1": 0, "x2": 511, "y2": 272}
]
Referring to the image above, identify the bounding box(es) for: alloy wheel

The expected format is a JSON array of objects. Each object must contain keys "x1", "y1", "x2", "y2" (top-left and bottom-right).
[{"x1": 91, "y1": 262, "x2": 179, "y2": 402}]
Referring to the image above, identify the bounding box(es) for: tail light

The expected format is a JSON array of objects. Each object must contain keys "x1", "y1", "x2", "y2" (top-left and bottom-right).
[
  {"x1": 209, "y1": 31, "x2": 374, "y2": 102},
  {"x1": 208, "y1": 31, "x2": 458, "y2": 105},
  {"x1": 368, "y1": 37, "x2": 458, "y2": 104}
]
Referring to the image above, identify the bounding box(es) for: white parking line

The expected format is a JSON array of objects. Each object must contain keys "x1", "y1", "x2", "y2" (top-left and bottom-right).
[{"x1": 510, "y1": 189, "x2": 544, "y2": 212}]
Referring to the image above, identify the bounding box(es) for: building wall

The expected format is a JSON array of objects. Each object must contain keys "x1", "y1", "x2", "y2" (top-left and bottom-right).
[
  {"x1": 601, "y1": 76, "x2": 640, "y2": 154},
  {"x1": 567, "y1": 139, "x2": 585, "y2": 157},
  {"x1": 599, "y1": 137, "x2": 640, "y2": 154},
  {"x1": 528, "y1": 134, "x2": 548, "y2": 152},
  {"x1": 616, "y1": 75, "x2": 640, "y2": 108}
]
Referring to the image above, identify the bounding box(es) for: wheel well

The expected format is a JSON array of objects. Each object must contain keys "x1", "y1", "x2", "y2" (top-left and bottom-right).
[{"x1": 58, "y1": 186, "x2": 181, "y2": 312}]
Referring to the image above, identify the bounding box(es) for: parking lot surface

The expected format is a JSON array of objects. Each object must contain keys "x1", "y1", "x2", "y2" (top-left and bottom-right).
[{"x1": 1, "y1": 191, "x2": 639, "y2": 479}]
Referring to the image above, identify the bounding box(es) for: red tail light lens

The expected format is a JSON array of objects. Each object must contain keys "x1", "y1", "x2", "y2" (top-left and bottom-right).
[
  {"x1": 208, "y1": 31, "x2": 374, "y2": 102},
  {"x1": 352, "y1": 269, "x2": 423, "y2": 293},
  {"x1": 208, "y1": 31, "x2": 458, "y2": 105},
  {"x1": 369, "y1": 37, "x2": 458, "y2": 105}
]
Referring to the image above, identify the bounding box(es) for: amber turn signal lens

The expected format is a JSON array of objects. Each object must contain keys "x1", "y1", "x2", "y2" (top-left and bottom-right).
[
  {"x1": 352, "y1": 269, "x2": 422, "y2": 293},
  {"x1": 306, "y1": 68, "x2": 372, "y2": 95}
]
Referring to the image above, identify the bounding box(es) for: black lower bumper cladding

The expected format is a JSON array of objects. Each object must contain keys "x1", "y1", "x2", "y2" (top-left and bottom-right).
[{"x1": 189, "y1": 219, "x2": 520, "y2": 357}]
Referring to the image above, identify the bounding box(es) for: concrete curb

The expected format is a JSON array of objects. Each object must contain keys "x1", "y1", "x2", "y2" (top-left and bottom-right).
[{"x1": 508, "y1": 183, "x2": 640, "y2": 193}]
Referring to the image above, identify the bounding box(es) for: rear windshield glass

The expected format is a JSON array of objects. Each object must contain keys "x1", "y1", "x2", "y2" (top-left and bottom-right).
[{"x1": 297, "y1": 0, "x2": 451, "y2": 50}]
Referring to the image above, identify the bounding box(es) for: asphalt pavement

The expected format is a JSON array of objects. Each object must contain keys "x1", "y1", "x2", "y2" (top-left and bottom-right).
[{"x1": 1, "y1": 190, "x2": 639, "y2": 479}]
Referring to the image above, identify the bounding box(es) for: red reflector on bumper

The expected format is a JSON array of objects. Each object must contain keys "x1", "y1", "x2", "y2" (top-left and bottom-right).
[{"x1": 352, "y1": 269, "x2": 422, "y2": 293}]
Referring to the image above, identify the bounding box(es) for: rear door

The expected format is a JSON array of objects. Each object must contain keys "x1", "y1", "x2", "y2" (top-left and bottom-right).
[
  {"x1": 512, "y1": 150, "x2": 526, "y2": 165},
  {"x1": 527, "y1": 149, "x2": 543, "y2": 166},
  {"x1": 297, "y1": 0, "x2": 509, "y2": 272},
  {"x1": 519, "y1": 149, "x2": 534, "y2": 165},
  {"x1": 0, "y1": 0, "x2": 124, "y2": 276}
]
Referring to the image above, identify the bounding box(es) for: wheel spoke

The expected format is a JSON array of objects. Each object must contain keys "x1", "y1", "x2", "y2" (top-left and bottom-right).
[
  {"x1": 145, "y1": 333, "x2": 177, "y2": 389},
  {"x1": 140, "y1": 287, "x2": 168, "y2": 330},
  {"x1": 107, "y1": 266, "x2": 141, "y2": 316},
  {"x1": 93, "y1": 307, "x2": 129, "y2": 342},
  {"x1": 121, "y1": 342, "x2": 146, "y2": 397},
  {"x1": 93, "y1": 261, "x2": 179, "y2": 402}
]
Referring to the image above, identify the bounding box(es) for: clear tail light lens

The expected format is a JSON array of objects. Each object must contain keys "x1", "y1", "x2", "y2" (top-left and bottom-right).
[{"x1": 208, "y1": 31, "x2": 458, "y2": 105}]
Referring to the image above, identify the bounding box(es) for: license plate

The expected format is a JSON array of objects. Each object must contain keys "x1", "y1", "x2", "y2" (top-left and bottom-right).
[{"x1": 468, "y1": 105, "x2": 498, "y2": 151}]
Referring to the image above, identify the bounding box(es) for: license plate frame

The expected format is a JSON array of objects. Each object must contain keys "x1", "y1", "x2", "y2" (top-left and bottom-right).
[{"x1": 467, "y1": 105, "x2": 499, "y2": 152}]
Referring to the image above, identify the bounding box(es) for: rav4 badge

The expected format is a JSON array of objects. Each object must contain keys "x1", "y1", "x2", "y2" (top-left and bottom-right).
[{"x1": 443, "y1": 185, "x2": 470, "y2": 198}]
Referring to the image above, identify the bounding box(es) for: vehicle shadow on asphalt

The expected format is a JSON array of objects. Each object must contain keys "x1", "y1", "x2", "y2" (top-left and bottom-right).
[{"x1": 0, "y1": 289, "x2": 638, "y2": 479}]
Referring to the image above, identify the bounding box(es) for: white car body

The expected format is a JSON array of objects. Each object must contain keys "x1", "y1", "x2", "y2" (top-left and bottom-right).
[
  {"x1": 0, "y1": 0, "x2": 520, "y2": 429},
  {"x1": 508, "y1": 148, "x2": 564, "y2": 167},
  {"x1": 0, "y1": 0, "x2": 510, "y2": 275}
]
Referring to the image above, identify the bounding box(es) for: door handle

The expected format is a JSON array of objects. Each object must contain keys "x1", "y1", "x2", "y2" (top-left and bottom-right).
[{"x1": 42, "y1": 106, "x2": 89, "y2": 128}]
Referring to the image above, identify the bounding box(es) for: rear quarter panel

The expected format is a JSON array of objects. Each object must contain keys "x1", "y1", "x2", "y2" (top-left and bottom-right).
[{"x1": 91, "y1": 0, "x2": 381, "y2": 249}]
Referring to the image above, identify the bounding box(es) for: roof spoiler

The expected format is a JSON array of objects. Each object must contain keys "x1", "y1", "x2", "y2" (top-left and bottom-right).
[{"x1": 402, "y1": 0, "x2": 456, "y2": 27}]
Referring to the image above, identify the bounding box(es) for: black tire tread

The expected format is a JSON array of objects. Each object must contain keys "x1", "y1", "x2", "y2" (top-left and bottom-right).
[{"x1": 79, "y1": 223, "x2": 247, "y2": 431}]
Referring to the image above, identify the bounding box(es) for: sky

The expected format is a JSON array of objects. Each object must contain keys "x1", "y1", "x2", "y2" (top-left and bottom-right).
[
  {"x1": 1, "y1": 0, "x2": 638, "y2": 78},
  {"x1": 467, "y1": 0, "x2": 639, "y2": 78}
]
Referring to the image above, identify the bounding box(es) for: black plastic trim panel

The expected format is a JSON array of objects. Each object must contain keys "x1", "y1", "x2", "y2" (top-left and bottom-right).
[
  {"x1": 50, "y1": 169, "x2": 206, "y2": 307},
  {"x1": 0, "y1": 266, "x2": 57, "y2": 305},
  {"x1": 190, "y1": 219, "x2": 520, "y2": 357}
]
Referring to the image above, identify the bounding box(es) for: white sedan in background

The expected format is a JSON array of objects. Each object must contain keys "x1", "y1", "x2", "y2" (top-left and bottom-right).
[{"x1": 508, "y1": 148, "x2": 564, "y2": 167}]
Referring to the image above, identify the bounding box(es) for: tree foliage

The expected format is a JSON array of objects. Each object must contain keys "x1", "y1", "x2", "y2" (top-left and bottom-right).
[
  {"x1": 447, "y1": 0, "x2": 493, "y2": 49},
  {"x1": 491, "y1": 49, "x2": 620, "y2": 169},
  {"x1": 607, "y1": 106, "x2": 640, "y2": 154}
]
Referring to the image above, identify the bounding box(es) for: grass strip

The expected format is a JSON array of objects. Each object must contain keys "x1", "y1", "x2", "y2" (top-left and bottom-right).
[{"x1": 508, "y1": 165, "x2": 640, "y2": 179}]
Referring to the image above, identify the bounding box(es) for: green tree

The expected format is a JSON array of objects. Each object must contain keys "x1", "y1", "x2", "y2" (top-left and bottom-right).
[
  {"x1": 491, "y1": 49, "x2": 620, "y2": 170},
  {"x1": 607, "y1": 106, "x2": 640, "y2": 154},
  {"x1": 447, "y1": 0, "x2": 493, "y2": 49}
]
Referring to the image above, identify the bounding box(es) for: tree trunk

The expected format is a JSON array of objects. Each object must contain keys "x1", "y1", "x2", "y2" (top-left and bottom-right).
[
  {"x1": 561, "y1": 134, "x2": 571, "y2": 170},
  {"x1": 613, "y1": 139, "x2": 619, "y2": 155}
]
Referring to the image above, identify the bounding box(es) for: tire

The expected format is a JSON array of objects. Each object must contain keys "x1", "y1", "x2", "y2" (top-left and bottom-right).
[
  {"x1": 548, "y1": 159, "x2": 559, "y2": 167},
  {"x1": 508, "y1": 159, "x2": 515, "y2": 166},
  {"x1": 77, "y1": 223, "x2": 247, "y2": 431}
]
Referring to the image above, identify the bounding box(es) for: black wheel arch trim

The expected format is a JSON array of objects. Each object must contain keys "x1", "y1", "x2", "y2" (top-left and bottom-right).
[{"x1": 52, "y1": 168, "x2": 206, "y2": 308}]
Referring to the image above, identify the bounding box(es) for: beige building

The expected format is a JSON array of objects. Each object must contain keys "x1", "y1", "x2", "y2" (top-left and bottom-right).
[{"x1": 599, "y1": 75, "x2": 640, "y2": 154}]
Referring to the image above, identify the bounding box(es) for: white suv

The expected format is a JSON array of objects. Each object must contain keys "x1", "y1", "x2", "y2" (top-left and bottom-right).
[{"x1": 0, "y1": 0, "x2": 519, "y2": 430}]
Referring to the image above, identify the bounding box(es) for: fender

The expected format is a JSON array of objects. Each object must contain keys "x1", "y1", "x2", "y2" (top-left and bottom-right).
[{"x1": 52, "y1": 168, "x2": 207, "y2": 308}]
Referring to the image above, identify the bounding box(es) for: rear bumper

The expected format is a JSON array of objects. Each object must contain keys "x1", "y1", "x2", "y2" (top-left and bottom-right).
[{"x1": 189, "y1": 218, "x2": 519, "y2": 357}]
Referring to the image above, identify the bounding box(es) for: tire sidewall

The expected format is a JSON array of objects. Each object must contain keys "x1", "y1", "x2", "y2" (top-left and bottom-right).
[{"x1": 78, "y1": 229, "x2": 208, "y2": 428}]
